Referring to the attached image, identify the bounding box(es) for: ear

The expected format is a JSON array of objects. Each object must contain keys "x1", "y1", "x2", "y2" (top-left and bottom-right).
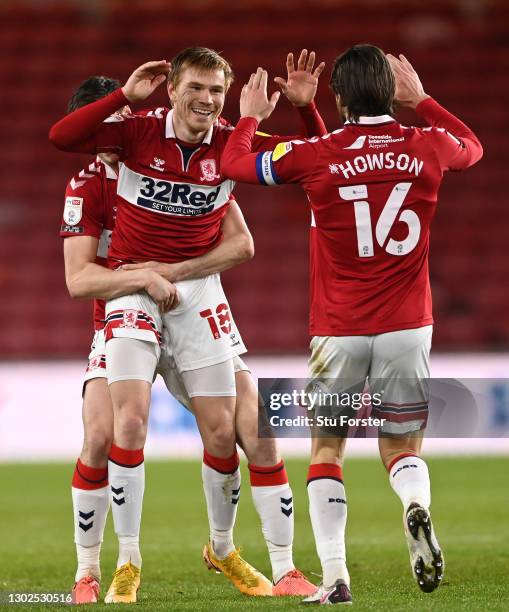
[{"x1": 167, "y1": 81, "x2": 177, "y2": 106}]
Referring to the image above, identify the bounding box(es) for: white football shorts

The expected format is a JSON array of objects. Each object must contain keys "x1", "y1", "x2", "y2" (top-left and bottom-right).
[
  {"x1": 83, "y1": 325, "x2": 250, "y2": 406},
  {"x1": 104, "y1": 273, "x2": 247, "y2": 373},
  {"x1": 309, "y1": 325, "x2": 432, "y2": 435},
  {"x1": 83, "y1": 329, "x2": 107, "y2": 385}
]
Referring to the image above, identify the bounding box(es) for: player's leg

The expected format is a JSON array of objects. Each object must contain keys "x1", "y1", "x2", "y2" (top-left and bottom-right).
[
  {"x1": 103, "y1": 294, "x2": 162, "y2": 603},
  {"x1": 165, "y1": 275, "x2": 272, "y2": 595},
  {"x1": 182, "y1": 360, "x2": 272, "y2": 596},
  {"x1": 303, "y1": 435, "x2": 350, "y2": 606},
  {"x1": 233, "y1": 360, "x2": 315, "y2": 596},
  {"x1": 303, "y1": 335, "x2": 370, "y2": 605},
  {"x1": 371, "y1": 325, "x2": 443, "y2": 593},
  {"x1": 71, "y1": 377, "x2": 112, "y2": 603},
  {"x1": 181, "y1": 361, "x2": 239, "y2": 556},
  {"x1": 70, "y1": 331, "x2": 112, "y2": 604}
]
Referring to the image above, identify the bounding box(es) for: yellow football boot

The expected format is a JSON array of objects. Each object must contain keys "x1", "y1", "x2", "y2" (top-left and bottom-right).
[
  {"x1": 202, "y1": 542, "x2": 272, "y2": 596},
  {"x1": 104, "y1": 561, "x2": 141, "y2": 604}
]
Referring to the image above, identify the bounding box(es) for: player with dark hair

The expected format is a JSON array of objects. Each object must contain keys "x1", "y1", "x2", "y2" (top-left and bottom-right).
[
  {"x1": 221, "y1": 45, "x2": 483, "y2": 604},
  {"x1": 62, "y1": 75, "x2": 179, "y2": 604},
  {"x1": 52, "y1": 50, "x2": 326, "y2": 603}
]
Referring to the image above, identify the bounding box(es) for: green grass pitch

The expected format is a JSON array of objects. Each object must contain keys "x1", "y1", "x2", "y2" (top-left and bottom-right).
[{"x1": 0, "y1": 456, "x2": 507, "y2": 611}]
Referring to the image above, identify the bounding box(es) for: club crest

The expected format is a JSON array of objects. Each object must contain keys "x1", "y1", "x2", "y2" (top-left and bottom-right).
[
  {"x1": 200, "y1": 159, "x2": 220, "y2": 182},
  {"x1": 120, "y1": 310, "x2": 139, "y2": 328},
  {"x1": 88, "y1": 356, "x2": 102, "y2": 370}
]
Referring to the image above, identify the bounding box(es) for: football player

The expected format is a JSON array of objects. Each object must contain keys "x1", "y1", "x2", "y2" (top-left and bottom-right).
[
  {"x1": 221, "y1": 47, "x2": 483, "y2": 604},
  {"x1": 53, "y1": 49, "x2": 326, "y2": 602}
]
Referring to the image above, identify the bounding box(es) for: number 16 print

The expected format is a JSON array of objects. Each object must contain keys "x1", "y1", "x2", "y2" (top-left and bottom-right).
[{"x1": 340, "y1": 182, "x2": 420, "y2": 257}]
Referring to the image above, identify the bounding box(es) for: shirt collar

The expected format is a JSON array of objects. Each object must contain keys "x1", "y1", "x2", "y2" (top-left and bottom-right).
[
  {"x1": 95, "y1": 156, "x2": 118, "y2": 180},
  {"x1": 165, "y1": 108, "x2": 214, "y2": 144},
  {"x1": 344, "y1": 114, "x2": 396, "y2": 126}
]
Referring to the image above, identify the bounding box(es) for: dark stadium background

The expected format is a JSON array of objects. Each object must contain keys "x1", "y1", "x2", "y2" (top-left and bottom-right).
[
  {"x1": 0, "y1": 0, "x2": 507, "y2": 360},
  {"x1": 1, "y1": 4, "x2": 508, "y2": 609}
]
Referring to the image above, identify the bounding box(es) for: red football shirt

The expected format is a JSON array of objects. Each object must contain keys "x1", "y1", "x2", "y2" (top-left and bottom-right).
[
  {"x1": 221, "y1": 98, "x2": 483, "y2": 336},
  {"x1": 50, "y1": 91, "x2": 327, "y2": 264},
  {"x1": 60, "y1": 158, "x2": 117, "y2": 330}
]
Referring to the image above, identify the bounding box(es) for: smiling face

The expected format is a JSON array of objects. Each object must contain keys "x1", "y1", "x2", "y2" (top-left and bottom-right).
[{"x1": 168, "y1": 66, "x2": 227, "y2": 143}]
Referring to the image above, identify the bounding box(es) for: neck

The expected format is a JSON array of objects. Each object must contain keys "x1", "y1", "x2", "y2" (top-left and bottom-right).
[
  {"x1": 172, "y1": 113, "x2": 206, "y2": 144},
  {"x1": 105, "y1": 160, "x2": 119, "y2": 173}
]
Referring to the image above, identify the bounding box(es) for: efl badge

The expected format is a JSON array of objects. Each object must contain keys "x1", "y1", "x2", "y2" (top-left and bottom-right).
[
  {"x1": 272, "y1": 141, "x2": 292, "y2": 162},
  {"x1": 200, "y1": 159, "x2": 220, "y2": 182},
  {"x1": 120, "y1": 310, "x2": 139, "y2": 329},
  {"x1": 63, "y1": 196, "x2": 83, "y2": 226}
]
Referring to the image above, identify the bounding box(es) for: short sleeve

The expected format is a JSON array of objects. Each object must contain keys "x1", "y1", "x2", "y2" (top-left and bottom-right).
[{"x1": 60, "y1": 176, "x2": 104, "y2": 238}]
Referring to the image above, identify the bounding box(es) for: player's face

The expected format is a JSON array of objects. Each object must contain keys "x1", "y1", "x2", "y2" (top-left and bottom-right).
[{"x1": 168, "y1": 67, "x2": 226, "y2": 137}]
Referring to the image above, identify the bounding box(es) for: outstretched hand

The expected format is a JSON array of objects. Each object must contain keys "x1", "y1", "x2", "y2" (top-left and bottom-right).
[
  {"x1": 387, "y1": 54, "x2": 429, "y2": 109},
  {"x1": 122, "y1": 60, "x2": 171, "y2": 103},
  {"x1": 274, "y1": 49, "x2": 325, "y2": 107},
  {"x1": 240, "y1": 67, "x2": 280, "y2": 123}
]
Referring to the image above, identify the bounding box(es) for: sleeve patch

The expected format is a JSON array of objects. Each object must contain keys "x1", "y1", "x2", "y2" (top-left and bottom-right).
[
  {"x1": 60, "y1": 224, "x2": 84, "y2": 234},
  {"x1": 63, "y1": 196, "x2": 83, "y2": 226},
  {"x1": 255, "y1": 151, "x2": 280, "y2": 185},
  {"x1": 272, "y1": 141, "x2": 293, "y2": 162}
]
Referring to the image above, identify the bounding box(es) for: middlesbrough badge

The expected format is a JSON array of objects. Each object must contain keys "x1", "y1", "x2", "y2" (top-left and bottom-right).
[
  {"x1": 200, "y1": 159, "x2": 220, "y2": 182},
  {"x1": 120, "y1": 310, "x2": 139, "y2": 328}
]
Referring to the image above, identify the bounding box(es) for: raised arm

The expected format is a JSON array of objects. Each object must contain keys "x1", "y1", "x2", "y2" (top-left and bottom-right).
[
  {"x1": 63, "y1": 236, "x2": 178, "y2": 312},
  {"x1": 223, "y1": 68, "x2": 316, "y2": 185},
  {"x1": 49, "y1": 60, "x2": 170, "y2": 153},
  {"x1": 120, "y1": 201, "x2": 254, "y2": 282},
  {"x1": 247, "y1": 50, "x2": 327, "y2": 153},
  {"x1": 388, "y1": 53, "x2": 483, "y2": 170},
  {"x1": 415, "y1": 98, "x2": 483, "y2": 169},
  {"x1": 275, "y1": 49, "x2": 327, "y2": 138}
]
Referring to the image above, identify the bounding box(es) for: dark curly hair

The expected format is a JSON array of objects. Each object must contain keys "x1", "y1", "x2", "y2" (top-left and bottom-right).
[{"x1": 67, "y1": 76, "x2": 121, "y2": 112}]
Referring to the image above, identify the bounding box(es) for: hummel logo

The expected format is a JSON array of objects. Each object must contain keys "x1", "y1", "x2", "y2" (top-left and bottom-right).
[
  {"x1": 111, "y1": 485, "x2": 126, "y2": 506},
  {"x1": 150, "y1": 157, "x2": 166, "y2": 172},
  {"x1": 281, "y1": 496, "x2": 293, "y2": 517},
  {"x1": 328, "y1": 498, "x2": 346, "y2": 504},
  {"x1": 231, "y1": 486, "x2": 241, "y2": 505},
  {"x1": 78, "y1": 509, "x2": 95, "y2": 532}
]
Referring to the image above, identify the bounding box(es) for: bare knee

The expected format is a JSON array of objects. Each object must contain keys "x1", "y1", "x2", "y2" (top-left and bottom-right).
[
  {"x1": 202, "y1": 420, "x2": 236, "y2": 456},
  {"x1": 110, "y1": 380, "x2": 151, "y2": 449},
  {"x1": 115, "y1": 411, "x2": 147, "y2": 446}
]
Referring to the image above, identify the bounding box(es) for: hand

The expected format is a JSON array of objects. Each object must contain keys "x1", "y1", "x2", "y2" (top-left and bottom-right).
[
  {"x1": 121, "y1": 60, "x2": 171, "y2": 103},
  {"x1": 144, "y1": 271, "x2": 179, "y2": 313},
  {"x1": 240, "y1": 68, "x2": 281, "y2": 122},
  {"x1": 386, "y1": 54, "x2": 429, "y2": 110},
  {"x1": 274, "y1": 49, "x2": 325, "y2": 107}
]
